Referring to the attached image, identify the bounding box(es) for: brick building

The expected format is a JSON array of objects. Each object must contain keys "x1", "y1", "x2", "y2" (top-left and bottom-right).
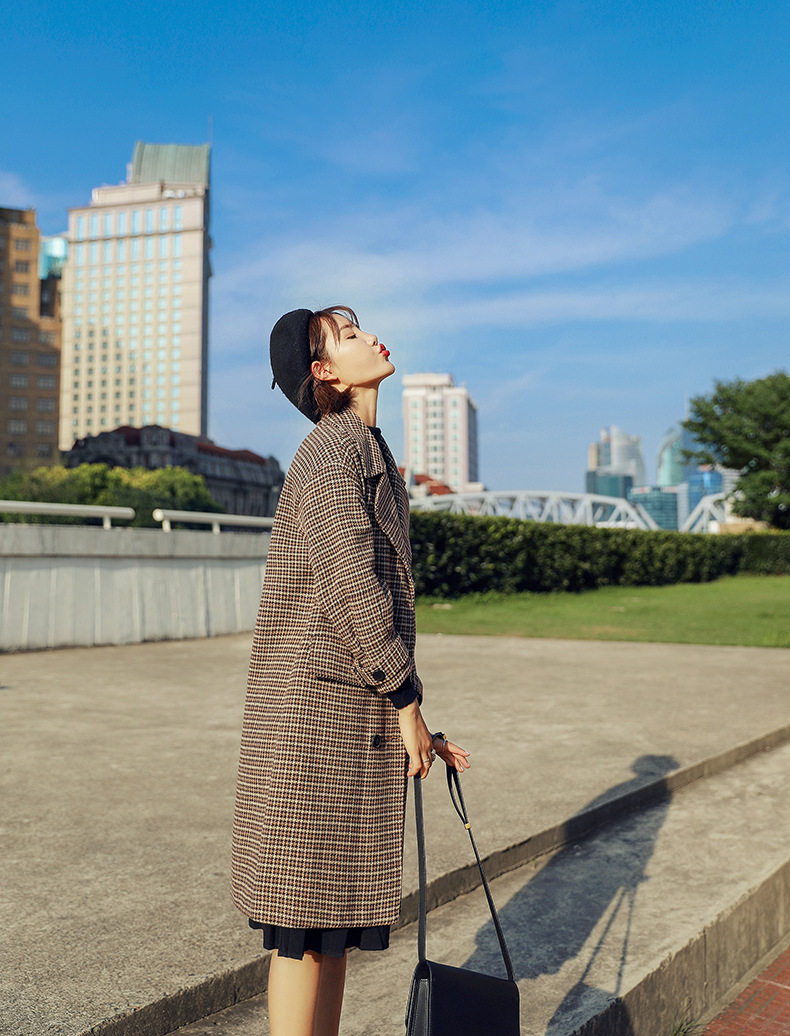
[
  {"x1": 64, "y1": 424, "x2": 284, "y2": 517},
  {"x1": 0, "y1": 208, "x2": 62, "y2": 476}
]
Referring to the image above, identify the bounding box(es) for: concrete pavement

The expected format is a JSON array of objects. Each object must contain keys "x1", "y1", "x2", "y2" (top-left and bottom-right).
[
  {"x1": 2, "y1": 634, "x2": 789, "y2": 1036},
  {"x1": 173, "y1": 737, "x2": 790, "y2": 1036}
]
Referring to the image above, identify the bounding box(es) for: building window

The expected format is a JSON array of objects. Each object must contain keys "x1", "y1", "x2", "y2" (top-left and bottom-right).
[
  {"x1": 10, "y1": 351, "x2": 29, "y2": 365},
  {"x1": 90, "y1": 214, "x2": 99, "y2": 238},
  {"x1": 36, "y1": 421, "x2": 55, "y2": 435},
  {"x1": 15, "y1": 239, "x2": 32, "y2": 252},
  {"x1": 8, "y1": 419, "x2": 27, "y2": 434},
  {"x1": 145, "y1": 237, "x2": 154, "y2": 259},
  {"x1": 76, "y1": 216, "x2": 86, "y2": 240},
  {"x1": 36, "y1": 398, "x2": 56, "y2": 412},
  {"x1": 11, "y1": 283, "x2": 29, "y2": 296},
  {"x1": 103, "y1": 213, "x2": 113, "y2": 237},
  {"x1": 131, "y1": 211, "x2": 140, "y2": 234},
  {"x1": 39, "y1": 331, "x2": 56, "y2": 345},
  {"x1": 159, "y1": 207, "x2": 168, "y2": 231},
  {"x1": 89, "y1": 242, "x2": 98, "y2": 264},
  {"x1": 10, "y1": 373, "x2": 28, "y2": 387},
  {"x1": 11, "y1": 306, "x2": 29, "y2": 319},
  {"x1": 118, "y1": 212, "x2": 126, "y2": 235},
  {"x1": 10, "y1": 397, "x2": 28, "y2": 410},
  {"x1": 173, "y1": 206, "x2": 182, "y2": 230},
  {"x1": 14, "y1": 260, "x2": 30, "y2": 273},
  {"x1": 11, "y1": 328, "x2": 30, "y2": 342},
  {"x1": 172, "y1": 234, "x2": 182, "y2": 257},
  {"x1": 37, "y1": 353, "x2": 57, "y2": 367}
]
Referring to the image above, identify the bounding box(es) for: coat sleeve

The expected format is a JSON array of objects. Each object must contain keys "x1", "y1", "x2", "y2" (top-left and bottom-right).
[{"x1": 297, "y1": 460, "x2": 417, "y2": 698}]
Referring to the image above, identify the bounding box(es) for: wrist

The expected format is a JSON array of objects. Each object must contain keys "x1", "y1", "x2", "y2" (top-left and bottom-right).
[{"x1": 398, "y1": 700, "x2": 420, "y2": 718}]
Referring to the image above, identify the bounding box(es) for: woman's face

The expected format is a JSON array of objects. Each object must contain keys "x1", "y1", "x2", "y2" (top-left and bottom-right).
[{"x1": 314, "y1": 314, "x2": 395, "y2": 392}]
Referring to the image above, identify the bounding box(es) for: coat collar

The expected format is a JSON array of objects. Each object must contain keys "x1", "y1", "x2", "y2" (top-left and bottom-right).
[
  {"x1": 322, "y1": 408, "x2": 412, "y2": 567},
  {"x1": 323, "y1": 407, "x2": 386, "y2": 478}
]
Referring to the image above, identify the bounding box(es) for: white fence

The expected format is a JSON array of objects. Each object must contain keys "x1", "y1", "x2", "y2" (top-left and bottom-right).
[
  {"x1": 0, "y1": 507, "x2": 270, "y2": 652},
  {"x1": 0, "y1": 500, "x2": 135, "y2": 529}
]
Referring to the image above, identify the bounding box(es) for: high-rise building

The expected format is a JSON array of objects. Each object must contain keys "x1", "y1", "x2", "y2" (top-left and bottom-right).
[
  {"x1": 402, "y1": 373, "x2": 479, "y2": 492},
  {"x1": 58, "y1": 141, "x2": 211, "y2": 450},
  {"x1": 627, "y1": 484, "x2": 679, "y2": 530},
  {"x1": 585, "y1": 425, "x2": 646, "y2": 498},
  {"x1": 0, "y1": 208, "x2": 63, "y2": 475}
]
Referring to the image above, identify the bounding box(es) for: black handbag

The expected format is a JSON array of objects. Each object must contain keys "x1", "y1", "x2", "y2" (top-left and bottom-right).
[{"x1": 405, "y1": 765, "x2": 521, "y2": 1036}]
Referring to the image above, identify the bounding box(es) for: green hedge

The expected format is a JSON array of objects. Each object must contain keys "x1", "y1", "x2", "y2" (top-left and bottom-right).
[{"x1": 409, "y1": 512, "x2": 790, "y2": 597}]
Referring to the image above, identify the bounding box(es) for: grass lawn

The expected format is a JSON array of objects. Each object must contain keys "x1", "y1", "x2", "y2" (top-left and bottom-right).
[{"x1": 415, "y1": 575, "x2": 790, "y2": 648}]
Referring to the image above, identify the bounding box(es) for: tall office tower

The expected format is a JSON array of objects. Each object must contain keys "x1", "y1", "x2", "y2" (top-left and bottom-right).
[
  {"x1": 0, "y1": 208, "x2": 62, "y2": 475},
  {"x1": 402, "y1": 373, "x2": 479, "y2": 492},
  {"x1": 59, "y1": 141, "x2": 211, "y2": 450},
  {"x1": 585, "y1": 424, "x2": 647, "y2": 498}
]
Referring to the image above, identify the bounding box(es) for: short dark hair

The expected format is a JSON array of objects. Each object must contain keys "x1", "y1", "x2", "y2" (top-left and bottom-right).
[{"x1": 298, "y1": 305, "x2": 358, "y2": 419}]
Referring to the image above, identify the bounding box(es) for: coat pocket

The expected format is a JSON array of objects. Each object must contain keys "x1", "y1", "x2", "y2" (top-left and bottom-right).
[{"x1": 307, "y1": 635, "x2": 368, "y2": 689}]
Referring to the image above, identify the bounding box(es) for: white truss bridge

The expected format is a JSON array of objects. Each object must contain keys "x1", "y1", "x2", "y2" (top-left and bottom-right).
[{"x1": 411, "y1": 491, "x2": 729, "y2": 533}]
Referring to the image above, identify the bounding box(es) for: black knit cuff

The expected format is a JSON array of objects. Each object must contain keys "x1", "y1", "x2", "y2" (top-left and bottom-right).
[{"x1": 386, "y1": 677, "x2": 418, "y2": 710}]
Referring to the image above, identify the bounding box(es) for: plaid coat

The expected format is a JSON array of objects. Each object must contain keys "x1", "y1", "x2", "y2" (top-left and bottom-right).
[{"x1": 231, "y1": 407, "x2": 422, "y2": 928}]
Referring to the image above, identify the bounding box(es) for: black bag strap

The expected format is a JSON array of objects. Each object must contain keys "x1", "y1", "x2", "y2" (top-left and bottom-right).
[{"x1": 413, "y1": 766, "x2": 515, "y2": 982}]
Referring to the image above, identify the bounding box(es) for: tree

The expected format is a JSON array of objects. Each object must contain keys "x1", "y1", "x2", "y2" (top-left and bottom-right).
[
  {"x1": 682, "y1": 371, "x2": 790, "y2": 530},
  {"x1": 0, "y1": 464, "x2": 223, "y2": 527}
]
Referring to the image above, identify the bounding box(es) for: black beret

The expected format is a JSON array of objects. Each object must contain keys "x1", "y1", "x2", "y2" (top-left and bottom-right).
[{"x1": 270, "y1": 308, "x2": 320, "y2": 423}]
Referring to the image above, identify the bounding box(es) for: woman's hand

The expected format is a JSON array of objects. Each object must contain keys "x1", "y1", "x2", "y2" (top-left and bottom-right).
[
  {"x1": 433, "y1": 734, "x2": 471, "y2": 773},
  {"x1": 397, "y1": 701, "x2": 435, "y2": 779}
]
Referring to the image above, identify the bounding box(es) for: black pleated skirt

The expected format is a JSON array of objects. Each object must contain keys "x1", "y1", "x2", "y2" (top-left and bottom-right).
[{"x1": 248, "y1": 919, "x2": 390, "y2": 959}]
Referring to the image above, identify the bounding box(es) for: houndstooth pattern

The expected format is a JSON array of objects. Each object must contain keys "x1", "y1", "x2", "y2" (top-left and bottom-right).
[{"x1": 231, "y1": 408, "x2": 422, "y2": 928}]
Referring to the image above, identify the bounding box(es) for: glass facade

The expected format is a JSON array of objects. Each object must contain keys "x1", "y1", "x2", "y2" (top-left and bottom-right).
[
  {"x1": 628, "y1": 485, "x2": 679, "y2": 530},
  {"x1": 586, "y1": 471, "x2": 634, "y2": 499}
]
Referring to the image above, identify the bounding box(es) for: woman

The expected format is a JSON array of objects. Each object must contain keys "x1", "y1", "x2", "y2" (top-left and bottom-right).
[{"x1": 231, "y1": 306, "x2": 470, "y2": 1036}]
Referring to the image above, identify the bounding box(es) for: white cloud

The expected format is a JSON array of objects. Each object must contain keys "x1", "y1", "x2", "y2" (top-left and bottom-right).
[
  {"x1": 0, "y1": 171, "x2": 36, "y2": 208},
  {"x1": 210, "y1": 178, "x2": 740, "y2": 367}
]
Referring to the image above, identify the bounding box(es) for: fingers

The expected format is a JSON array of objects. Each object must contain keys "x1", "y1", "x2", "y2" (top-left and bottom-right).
[
  {"x1": 407, "y1": 749, "x2": 435, "y2": 780},
  {"x1": 435, "y1": 740, "x2": 471, "y2": 773}
]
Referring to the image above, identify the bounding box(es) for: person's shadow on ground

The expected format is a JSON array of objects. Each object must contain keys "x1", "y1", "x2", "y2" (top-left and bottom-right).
[{"x1": 462, "y1": 754, "x2": 680, "y2": 1035}]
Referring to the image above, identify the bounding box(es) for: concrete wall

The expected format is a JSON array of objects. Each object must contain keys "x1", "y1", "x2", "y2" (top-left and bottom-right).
[{"x1": 0, "y1": 525, "x2": 269, "y2": 651}]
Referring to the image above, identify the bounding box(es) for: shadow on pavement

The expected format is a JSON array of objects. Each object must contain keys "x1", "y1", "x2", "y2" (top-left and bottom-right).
[{"x1": 462, "y1": 754, "x2": 680, "y2": 1035}]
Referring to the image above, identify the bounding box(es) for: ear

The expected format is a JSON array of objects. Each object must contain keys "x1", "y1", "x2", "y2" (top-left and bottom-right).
[{"x1": 311, "y1": 359, "x2": 335, "y2": 382}]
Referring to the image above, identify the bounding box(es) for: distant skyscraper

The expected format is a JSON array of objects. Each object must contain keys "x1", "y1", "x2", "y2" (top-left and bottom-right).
[
  {"x1": 586, "y1": 425, "x2": 646, "y2": 497},
  {"x1": 0, "y1": 207, "x2": 62, "y2": 474},
  {"x1": 58, "y1": 141, "x2": 211, "y2": 449},
  {"x1": 628, "y1": 484, "x2": 679, "y2": 530},
  {"x1": 402, "y1": 373, "x2": 479, "y2": 492}
]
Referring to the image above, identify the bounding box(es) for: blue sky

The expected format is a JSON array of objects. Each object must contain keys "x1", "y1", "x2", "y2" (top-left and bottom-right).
[{"x1": 2, "y1": 0, "x2": 788, "y2": 490}]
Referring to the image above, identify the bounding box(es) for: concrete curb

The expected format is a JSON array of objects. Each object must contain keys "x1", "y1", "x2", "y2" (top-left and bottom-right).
[
  {"x1": 78, "y1": 722, "x2": 790, "y2": 1036},
  {"x1": 573, "y1": 855, "x2": 790, "y2": 1036}
]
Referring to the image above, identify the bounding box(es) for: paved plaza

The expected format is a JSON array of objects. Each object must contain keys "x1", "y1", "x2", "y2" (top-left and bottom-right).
[{"x1": 2, "y1": 633, "x2": 789, "y2": 1035}]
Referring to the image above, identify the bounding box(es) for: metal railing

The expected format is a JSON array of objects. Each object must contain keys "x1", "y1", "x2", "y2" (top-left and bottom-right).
[
  {"x1": 152, "y1": 508, "x2": 274, "y2": 534},
  {"x1": 0, "y1": 500, "x2": 135, "y2": 530},
  {"x1": 411, "y1": 489, "x2": 660, "y2": 531},
  {"x1": 679, "y1": 493, "x2": 727, "y2": 533}
]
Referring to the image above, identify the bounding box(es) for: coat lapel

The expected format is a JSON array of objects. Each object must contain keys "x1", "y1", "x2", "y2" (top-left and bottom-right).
[{"x1": 330, "y1": 409, "x2": 412, "y2": 568}]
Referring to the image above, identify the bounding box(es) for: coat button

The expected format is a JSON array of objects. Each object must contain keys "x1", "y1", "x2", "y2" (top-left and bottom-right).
[
  {"x1": 371, "y1": 734, "x2": 384, "y2": 749},
  {"x1": 371, "y1": 669, "x2": 385, "y2": 681}
]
